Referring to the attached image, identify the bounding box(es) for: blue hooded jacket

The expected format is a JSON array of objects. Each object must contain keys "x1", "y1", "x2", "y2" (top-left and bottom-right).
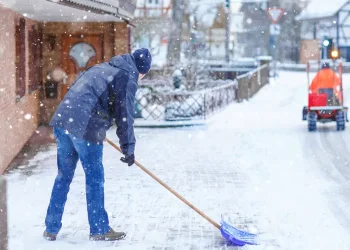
[{"x1": 50, "y1": 54, "x2": 138, "y2": 155}]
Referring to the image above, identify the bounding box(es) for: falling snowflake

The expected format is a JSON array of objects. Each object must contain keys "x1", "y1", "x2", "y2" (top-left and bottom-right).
[
  {"x1": 68, "y1": 118, "x2": 74, "y2": 122},
  {"x1": 123, "y1": 117, "x2": 126, "y2": 122},
  {"x1": 24, "y1": 114, "x2": 32, "y2": 120}
]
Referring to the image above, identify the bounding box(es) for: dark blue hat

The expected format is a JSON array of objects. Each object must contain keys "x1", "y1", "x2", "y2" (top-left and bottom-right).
[
  {"x1": 322, "y1": 62, "x2": 330, "y2": 69},
  {"x1": 132, "y1": 48, "x2": 152, "y2": 74}
]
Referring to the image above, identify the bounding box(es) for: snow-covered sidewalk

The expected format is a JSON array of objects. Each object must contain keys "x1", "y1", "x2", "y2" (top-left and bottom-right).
[{"x1": 6, "y1": 71, "x2": 350, "y2": 249}]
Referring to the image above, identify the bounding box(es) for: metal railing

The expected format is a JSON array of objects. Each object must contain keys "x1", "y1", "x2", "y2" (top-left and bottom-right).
[
  {"x1": 202, "y1": 82, "x2": 237, "y2": 118},
  {"x1": 235, "y1": 64, "x2": 269, "y2": 102},
  {"x1": 134, "y1": 81, "x2": 237, "y2": 121},
  {"x1": 0, "y1": 177, "x2": 7, "y2": 250},
  {"x1": 134, "y1": 64, "x2": 269, "y2": 121}
]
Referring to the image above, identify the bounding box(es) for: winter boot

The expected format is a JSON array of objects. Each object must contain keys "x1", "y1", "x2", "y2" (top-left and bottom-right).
[
  {"x1": 43, "y1": 230, "x2": 57, "y2": 241},
  {"x1": 89, "y1": 228, "x2": 126, "y2": 241}
]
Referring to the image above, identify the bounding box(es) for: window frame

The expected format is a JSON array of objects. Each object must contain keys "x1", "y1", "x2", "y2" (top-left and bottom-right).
[
  {"x1": 15, "y1": 18, "x2": 26, "y2": 101},
  {"x1": 28, "y1": 24, "x2": 43, "y2": 94}
]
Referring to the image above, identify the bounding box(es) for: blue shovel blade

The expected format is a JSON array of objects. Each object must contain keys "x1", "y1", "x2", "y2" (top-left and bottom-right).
[{"x1": 220, "y1": 217, "x2": 259, "y2": 246}]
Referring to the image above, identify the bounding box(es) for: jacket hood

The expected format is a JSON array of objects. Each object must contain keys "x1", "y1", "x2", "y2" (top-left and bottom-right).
[{"x1": 109, "y1": 54, "x2": 139, "y2": 74}]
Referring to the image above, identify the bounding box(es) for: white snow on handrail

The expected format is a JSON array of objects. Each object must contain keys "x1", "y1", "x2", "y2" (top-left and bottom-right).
[{"x1": 236, "y1": 64, "x2": 268, "y2": 80}]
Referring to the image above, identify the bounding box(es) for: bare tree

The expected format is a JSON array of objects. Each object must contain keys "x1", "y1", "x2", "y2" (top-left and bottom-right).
[
  {"x1": 276, "y1": 0, "x2": 305, "y2": 63},
  {"x1": 239, "y1": 0, "x2": 306, "y2": 62},
  {"x1": 132, "y1": 18, "x2": 169, "y2": 57},
  {"x1": 167, "y1": 0, "x2": 185, "y2": 65}
]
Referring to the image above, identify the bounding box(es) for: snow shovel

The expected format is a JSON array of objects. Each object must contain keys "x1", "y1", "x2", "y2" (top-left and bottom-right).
[{"x1": 106, "y1": 138, "x2": 258, "y2": 246}]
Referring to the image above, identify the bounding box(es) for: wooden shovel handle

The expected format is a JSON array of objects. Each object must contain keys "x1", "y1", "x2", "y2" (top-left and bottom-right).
[{"x1": 105, "y1": 138, "x2": 221, "y2": 230}]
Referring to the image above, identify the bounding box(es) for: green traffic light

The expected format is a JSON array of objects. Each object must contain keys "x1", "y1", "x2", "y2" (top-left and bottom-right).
[{"x1": 323, "y1": 40, "x2": 330, "y2": 47}]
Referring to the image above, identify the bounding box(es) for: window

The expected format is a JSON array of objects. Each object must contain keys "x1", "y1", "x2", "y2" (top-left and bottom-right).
[
  {"x1": 15, "y1": 18, "x2": 26, "y2": 100},
  {"x1": 69, "y1": 42, "x2": 96, "y2": 68},
  {"x1": 148, "y1": 0, "x2": 159, "y2": 4},
  {"x1": 28, "y1": 25, "x2": 43, "y2": 93}
]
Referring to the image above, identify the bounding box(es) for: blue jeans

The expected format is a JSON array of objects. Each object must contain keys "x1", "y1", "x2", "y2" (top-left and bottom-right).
[{"x1": 45, "y1": 127, "x2": 110, "y2": 235}]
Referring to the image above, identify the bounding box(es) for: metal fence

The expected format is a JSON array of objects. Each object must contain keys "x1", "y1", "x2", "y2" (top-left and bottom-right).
[
  {"x1": 134, "y1": 64, "x2": 269, "y2": 121},
  {"x1": 235, "y1": 64, "x2": 269, "y2": 102},
  {"x1": 134, "y1": 81, "x2": 236, "y2": 121},
  {"x1": 202, "y1": 82, "x2": 237, "y2": 118},
  {"x1": 0, "y1": 177, "x2": 7, "y2": 250}
]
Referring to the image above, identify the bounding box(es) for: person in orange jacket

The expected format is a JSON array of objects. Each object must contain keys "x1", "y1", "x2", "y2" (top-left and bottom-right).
[{"x1": 309, "y1": 62, "x2": 342, "y2": 105}]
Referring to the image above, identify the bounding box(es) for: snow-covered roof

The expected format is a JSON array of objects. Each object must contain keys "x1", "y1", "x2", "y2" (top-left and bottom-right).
[
  {"x1": 136, "y1": 0, "x2": 171, "y2": 8},
  {"x1": 134, "y1": 0, "x2": 171, "y2": 18},
  {"x1": 0, "y1": 0, "x2": 134, "y2": 22},
  {"x1": 296, "y1": 0, "x2": 349, "y2": 21}
]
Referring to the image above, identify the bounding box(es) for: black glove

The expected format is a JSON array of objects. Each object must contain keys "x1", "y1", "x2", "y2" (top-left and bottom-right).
[{"x1": 120, "y1": 154, "x2": 135, "y2": 166}]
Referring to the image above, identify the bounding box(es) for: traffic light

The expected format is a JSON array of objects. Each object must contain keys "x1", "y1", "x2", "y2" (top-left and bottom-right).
[
  {"x1": 331, "y1": 49, "x2": 339, "y2": 59},
  {"x1": 322, "y1": 38, "x2": 335, "y2": 59},
  {"x1": 323, "y1": 39, "x2": 331, "y2": 47},
  {"x1": 226, "y1": 0, "x2": 230, "y2": 8}
]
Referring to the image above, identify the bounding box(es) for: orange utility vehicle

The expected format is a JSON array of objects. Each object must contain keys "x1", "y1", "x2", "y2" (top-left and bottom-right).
[{"x1": 302, "y1": 60, "x2": 348, "y2": 131}]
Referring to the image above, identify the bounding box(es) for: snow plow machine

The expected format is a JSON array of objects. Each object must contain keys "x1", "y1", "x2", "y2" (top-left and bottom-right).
[{"x1": 302, "y1": 60, "x2": 348, "y2": 131}]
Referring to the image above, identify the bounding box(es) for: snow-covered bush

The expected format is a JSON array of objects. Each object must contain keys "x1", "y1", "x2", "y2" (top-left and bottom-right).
[{"x1": 164, "y1": 94, "x2": 204, "y2": 121}]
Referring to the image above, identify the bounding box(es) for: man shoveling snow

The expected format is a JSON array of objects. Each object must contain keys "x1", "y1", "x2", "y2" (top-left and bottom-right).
[{"x1": 43, "y1": 48, "x2": 152, "y2": 241}]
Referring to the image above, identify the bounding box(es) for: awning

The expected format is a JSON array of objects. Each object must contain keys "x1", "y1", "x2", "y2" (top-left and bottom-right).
[
  {"x1": 0, "y1": 0, "x2": 135, "y2": 23},
  {"x1": 47, "y1": 0, "x2": 136, "y2": 22}
]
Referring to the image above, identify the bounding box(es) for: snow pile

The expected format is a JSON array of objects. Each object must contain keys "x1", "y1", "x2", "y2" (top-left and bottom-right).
[
  {"x1": 164, "y1": 94, "x2": 204, "y2": 121},
  {"x1": 135, "y1": 87, "x2": 166, "y2": 120},
  {"x1": 135, "y1": 88, "x2": 204, "y2": 121}
]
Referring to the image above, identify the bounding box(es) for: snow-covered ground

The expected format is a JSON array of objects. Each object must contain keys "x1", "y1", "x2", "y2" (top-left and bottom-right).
[{"x1": 6, "y1": 71, "x2": 350, "y2": 249}]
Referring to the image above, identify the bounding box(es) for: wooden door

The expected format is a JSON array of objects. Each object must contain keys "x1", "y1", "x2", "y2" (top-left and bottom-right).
[{"x1": 61, "y1": 34, "x2": 103, "y2": 98}]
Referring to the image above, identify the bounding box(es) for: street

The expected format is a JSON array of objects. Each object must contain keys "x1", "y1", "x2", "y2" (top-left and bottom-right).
[{"x1": 6, "y1": 71, "x2": 350, "y2": 250}]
